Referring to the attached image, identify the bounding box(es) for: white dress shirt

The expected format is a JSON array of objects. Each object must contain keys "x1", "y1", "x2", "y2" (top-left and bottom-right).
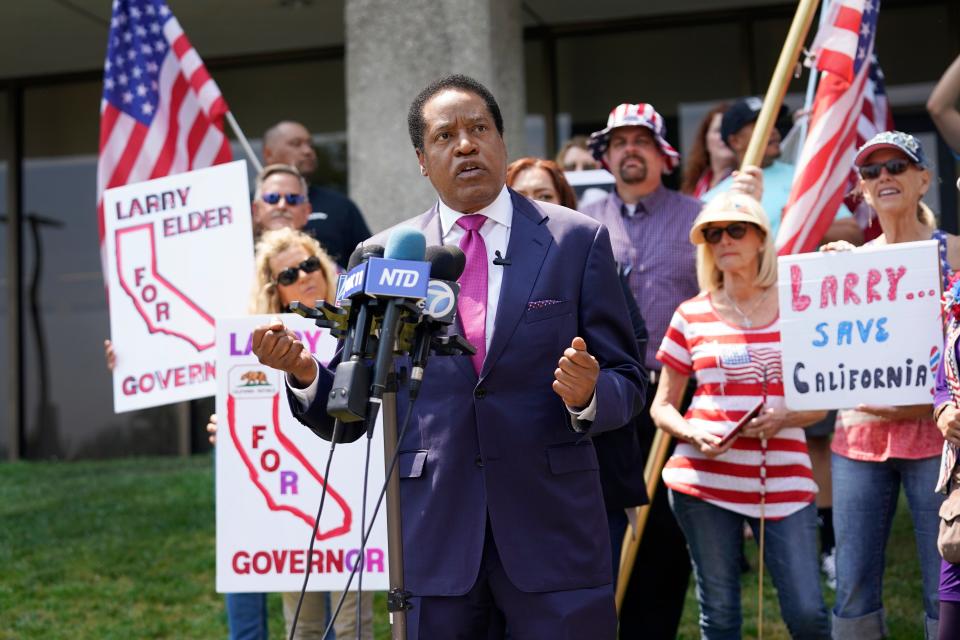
[{"x1": 289, "y1": 186, "x2": 595, "y2": 422}]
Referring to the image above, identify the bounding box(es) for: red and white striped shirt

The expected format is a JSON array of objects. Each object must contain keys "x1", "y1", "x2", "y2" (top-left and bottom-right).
[{"x1": 657, "y1": 293, "x2": 818, "y2": 519}]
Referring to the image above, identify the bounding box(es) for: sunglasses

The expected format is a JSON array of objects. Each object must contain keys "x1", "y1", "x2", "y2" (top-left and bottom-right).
[
  {"x1": 702, "y1": 222, "x2": 756, "y2": 244},
  {"x1": 858, "y1": 158, "x2": 912, "y2": 181},
  {"x1": 273, "y1": 256, "x2": 322, "y2": 286},
  {"x1": 261, "y1": 192, "x2": 308, "y2": 206}
]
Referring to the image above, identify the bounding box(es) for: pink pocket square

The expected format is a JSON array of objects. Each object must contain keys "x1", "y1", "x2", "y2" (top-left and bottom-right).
[{"x1": 527, "y1": 299, "x2": 563, "y2": 310}]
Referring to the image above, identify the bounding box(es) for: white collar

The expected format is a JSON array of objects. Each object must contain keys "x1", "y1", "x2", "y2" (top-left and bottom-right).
[{"x1": 438, "y1": 186, "x2": 513, "y2": 237}]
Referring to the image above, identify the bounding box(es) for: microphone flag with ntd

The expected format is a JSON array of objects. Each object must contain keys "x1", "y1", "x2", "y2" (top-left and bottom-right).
[{"x1": 367, "y1": 228, "x2": 429, "y2": 406}]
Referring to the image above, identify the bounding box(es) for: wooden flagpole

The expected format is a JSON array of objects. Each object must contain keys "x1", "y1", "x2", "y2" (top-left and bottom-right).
[
  {"x1": 615, "y1": 428, "x2": 672, "y2": 612},
  {"x1": 616, "y1": 0, "x2": 822, "y2": 616},
  {"x1": 741, "y1": 0, "x2": 822, "y2": 169}
]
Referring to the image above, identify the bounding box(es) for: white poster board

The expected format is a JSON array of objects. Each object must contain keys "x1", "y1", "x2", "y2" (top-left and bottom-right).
[
  {"x1": 777, "y1": 240, "x2": 943, "y2": 410},
  {"x1": 215, "y1": 314, "x2": 388, "y2": 593},
  {"x1": 104, "y1": 161, "x2": 254, "y2": 412}
]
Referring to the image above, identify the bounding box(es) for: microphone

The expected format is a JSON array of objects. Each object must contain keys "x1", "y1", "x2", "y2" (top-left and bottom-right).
[
  {"x1": 366, "y1": 228, "x2": 429, "y2": 409},
  {"x1": 340, "y1": 243, "x2": 385, "y2": 360},
  {"x1": 493, "y1": 250, "x2": 511, "y2": 266},
  {"x1": 325, "y1": 244, "x2": 385, "y2": 432},
  {"x1": 408, "y1": 246, "x2": 467, "y2": 398}
]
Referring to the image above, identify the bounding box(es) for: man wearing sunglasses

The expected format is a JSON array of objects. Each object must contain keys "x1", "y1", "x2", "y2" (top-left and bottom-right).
[
  {"x1": 251, "y1": 163, "x2": 312, "y2": 236},
  {"x1": 263, "y1": 120, "x2": 371, "y2": 267}
]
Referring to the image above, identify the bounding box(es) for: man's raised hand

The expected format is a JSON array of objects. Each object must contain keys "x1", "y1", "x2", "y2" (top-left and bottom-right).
[
  {"x1": 552, "y1": 336, "x2": 600, "y2": 410},
  {"x1": 251, "y1": 317, "x2": 317, "y2": 388}
]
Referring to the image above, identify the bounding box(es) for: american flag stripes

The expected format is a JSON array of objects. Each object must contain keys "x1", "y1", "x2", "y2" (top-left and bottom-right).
[
  {"x1": 97, "y1": 0, "x2": 231, "y2": 263},
  {"x1": 720, "y1": 346, "x2": 784, "y2": 384},
  {"x1": 776, "y1": 0, "x2": 884, "y2": 255}
]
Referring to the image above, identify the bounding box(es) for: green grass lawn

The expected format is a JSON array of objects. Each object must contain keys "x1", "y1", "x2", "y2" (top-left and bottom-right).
[{"x1": 0, "y1": 455, "x2": 929, "y2": 639}]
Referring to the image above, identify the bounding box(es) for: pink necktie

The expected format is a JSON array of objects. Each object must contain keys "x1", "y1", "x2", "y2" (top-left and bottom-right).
[{"x1": 456, "y1": 214, "x2": 488, "y2": 374}]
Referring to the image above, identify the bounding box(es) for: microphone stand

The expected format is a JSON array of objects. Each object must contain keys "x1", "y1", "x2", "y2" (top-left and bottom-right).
[
  {"x1": 293, "y1": 300, "x2": 475, "y2": 640},
  {"x1": 380, "y1": 371, "x2": 410, "y2": 639}
]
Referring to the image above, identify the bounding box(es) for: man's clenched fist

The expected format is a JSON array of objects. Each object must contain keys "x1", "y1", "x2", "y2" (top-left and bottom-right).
[{"x1": 251, "y1": 317, "x2": 317, "y2": 388}]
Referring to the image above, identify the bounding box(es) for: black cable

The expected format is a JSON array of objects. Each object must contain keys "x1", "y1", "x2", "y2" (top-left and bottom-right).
[
  {"x1": 287, "y1": 421, "x2": 343, "y2": 640},
  {"x1": 355, "y1": 431, "x2": 373, "y2": 639},
  {"x1": 322, "y1": 397, "x2": 417, "y2": 639}
]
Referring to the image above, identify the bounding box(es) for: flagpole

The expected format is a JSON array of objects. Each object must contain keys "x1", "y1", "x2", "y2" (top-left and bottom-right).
[
  {"x1": 615, "y1": 429, "x2": 673, "y2": 611},
  {"x1": 225, "y1": 111, "x2": 263, "y2": 173},
  {"x1": 742, "y1": 0, "x2": 822, "y2": 169},
  {"x1": 799, "y1": 0, "x2": 832, "y2": 145}
]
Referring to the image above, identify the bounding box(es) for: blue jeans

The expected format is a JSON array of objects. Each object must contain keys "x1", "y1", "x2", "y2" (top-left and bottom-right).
[
  {"x1": 226, "y1": 592, "x2": 268, "y2": 640},
  {"x1": 669, "y1": 490, "x2": 830, "y2": 640},
  {"x1": 831, "y1": 454, "x2": 942, "y2": 639}
]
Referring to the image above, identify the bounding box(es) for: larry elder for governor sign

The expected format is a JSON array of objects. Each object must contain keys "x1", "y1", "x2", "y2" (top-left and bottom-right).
[
  {"x1": 216, "y1": 314, "x2": 388, "y2": 592},
  {"x1": 778, "y1": 240, "x2": 942, "y2": 410},
  {"x1": 104, "y1": 160, "x2": 254, "y2": 412}
]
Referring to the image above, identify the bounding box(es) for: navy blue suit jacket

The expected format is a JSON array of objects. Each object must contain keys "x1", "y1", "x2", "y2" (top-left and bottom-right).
[{"x1": 289, "y1": 190, "x2": 644, "y2": 596}]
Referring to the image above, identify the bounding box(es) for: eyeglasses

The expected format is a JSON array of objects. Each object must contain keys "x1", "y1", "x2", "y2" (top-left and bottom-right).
[
  {"x1": 261, "y1": 192, "x2": 308, "y2": 206},
  {"x1": 701, "y1": 222, "x2": 756, "y2": 244},
  {"x1": 858, "y1": 158, "x2": 912, "y2": 181},
  {"x1": 273, "y1": 256, "x2": 322, "y2": 286}
]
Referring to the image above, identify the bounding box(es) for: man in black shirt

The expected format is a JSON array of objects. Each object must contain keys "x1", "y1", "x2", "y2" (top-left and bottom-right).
[{"x1": 262, "y1": 120, "x2": 371, "y2": 267}]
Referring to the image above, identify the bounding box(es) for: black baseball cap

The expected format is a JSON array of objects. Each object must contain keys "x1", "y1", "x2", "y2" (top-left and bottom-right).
[{"x1": 720, "y1": 97, "x2": 792, "y2": 148}]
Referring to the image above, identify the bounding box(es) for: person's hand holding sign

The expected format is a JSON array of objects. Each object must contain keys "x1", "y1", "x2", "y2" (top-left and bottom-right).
[
  {"x1": 937, "y1": 403, "x2": 960, "y2": 447},
  {"x1": 251, "y1": 317, "x2": 317, "y2": 388}
]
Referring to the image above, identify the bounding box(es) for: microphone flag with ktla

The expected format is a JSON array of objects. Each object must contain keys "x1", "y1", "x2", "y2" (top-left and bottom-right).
[{"x1": 338, "y1": 243, "x2": 384, "y2": 361}]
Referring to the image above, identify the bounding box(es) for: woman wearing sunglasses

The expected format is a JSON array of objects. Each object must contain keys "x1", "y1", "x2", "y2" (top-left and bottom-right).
[
  {"x1": 821, "y1": 131, "x2": 959, "y2": 639},
  {"x1": 651, "y1": 192, "x2": 830, "y2": 638},
  {"x1": 207, "y1": 228, "x2": 372, "y2": 639},
  {"x1": 251, "y1": 228, "x2": 377, "y2": 640}
]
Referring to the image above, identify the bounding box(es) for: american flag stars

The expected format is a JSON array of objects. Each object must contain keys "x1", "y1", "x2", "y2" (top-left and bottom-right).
[{"x1": 102, "y1": 0, "x2": 171, "y2": 127}]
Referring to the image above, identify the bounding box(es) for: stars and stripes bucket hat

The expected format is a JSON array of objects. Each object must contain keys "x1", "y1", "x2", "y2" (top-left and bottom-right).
[{"x1": 587, "y1": 103, "x2": 681, "y2": 173}]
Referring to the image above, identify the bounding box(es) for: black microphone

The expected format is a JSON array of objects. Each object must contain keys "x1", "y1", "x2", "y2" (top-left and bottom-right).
[
  {"x1": 310, "y1": 243, "x2": 385, "y2": 444},
  {"x1": 493, "y1": 250, "x2": 511, "y2": 266},
  {"x1": 409, "y1": 246, "x2": 466, "y2": 398},
  {"x1": 341, "y1": 243, "x2": 385, "y2": 360},
  {"x1": 367, "y1": 228, "x2": 429, "y2": 408}
]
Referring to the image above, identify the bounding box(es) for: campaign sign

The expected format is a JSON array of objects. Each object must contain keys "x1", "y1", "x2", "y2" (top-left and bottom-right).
[
  {"x1": 363, "y1": 258, "x2": 430, "y2": 298},
  {"x1": 216, "y1": 314, "x2": 388, "y2": 592},
  {"x1": 777, "y1": 240, "x2": 943, "y2": 410},
  {"x1": 104, "y1": 160, "x2": 254, "y2": 412}
]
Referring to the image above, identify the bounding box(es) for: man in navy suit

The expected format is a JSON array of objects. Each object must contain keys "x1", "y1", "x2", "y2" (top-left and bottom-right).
[{"x1": 251, "y1": 74, "x2": 644, "y2": 639}]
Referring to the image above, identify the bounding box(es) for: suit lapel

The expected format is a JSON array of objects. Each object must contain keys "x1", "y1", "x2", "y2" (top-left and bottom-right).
[{"x1": 481, "y1": 191, "x2": 553, "y2": 379}]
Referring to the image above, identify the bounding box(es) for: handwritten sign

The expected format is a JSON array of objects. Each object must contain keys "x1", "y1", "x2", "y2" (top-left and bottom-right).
[
  {"x1": 777, "y1": 240, "x2": 943, "y2": 410},
  {"x1": 215, "y1": 314, "x2": 388, "y2": 592},
  {"x1": 104, "y1": 161, "x2": 254, "y2": 412}
]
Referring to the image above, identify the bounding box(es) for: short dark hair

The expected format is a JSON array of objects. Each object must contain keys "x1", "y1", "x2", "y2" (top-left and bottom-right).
[{"x1": 407, "y1": 74, "x2": 504, "y2": 151}]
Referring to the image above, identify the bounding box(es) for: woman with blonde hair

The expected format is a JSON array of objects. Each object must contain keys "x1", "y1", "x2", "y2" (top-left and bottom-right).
[
  {"x1": 823, "y1": 131, "x2": 959, "y2": 639},
  {"x1": 214, "y1": 228, "x2": 372, "y2": 640},
  {"x1": 651, "y1": 192, "x2": 830, "y2": 638}
]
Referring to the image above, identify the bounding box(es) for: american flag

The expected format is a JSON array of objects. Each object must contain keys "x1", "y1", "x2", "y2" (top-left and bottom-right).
[
  {"x1": 97, "y1": 0, "x2": 231, "y2": 264},
  {"x1": 776, "y1": 0, "x2": 884, "y2": 255},
  {"x1": 720, "y1": 346, "x2": 783, "y2": 384}
]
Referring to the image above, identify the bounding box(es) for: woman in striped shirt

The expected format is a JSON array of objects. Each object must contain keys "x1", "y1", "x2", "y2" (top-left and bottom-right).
[{"x1": 651, "y1": 192, "x2": 830, "y2": 639}]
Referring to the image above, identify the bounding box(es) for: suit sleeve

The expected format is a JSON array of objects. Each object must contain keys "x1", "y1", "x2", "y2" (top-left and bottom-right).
[
  {"x1": 577, "y1": 224, "x2": 646, "y2": 434},
  {"x1": 285, "y1": 351, "x2": 338, "y2": 441}
]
